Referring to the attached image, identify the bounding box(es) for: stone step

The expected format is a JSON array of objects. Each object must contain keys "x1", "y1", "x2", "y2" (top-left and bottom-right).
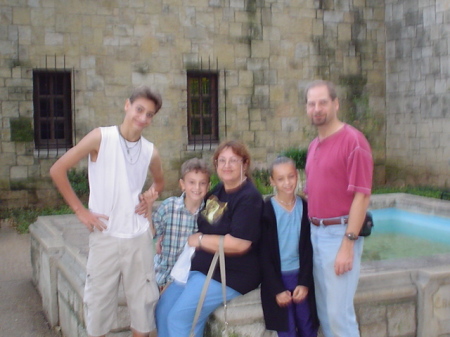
[{"x1": 208, "y1": 289, "x2": 276, "y2": 337}]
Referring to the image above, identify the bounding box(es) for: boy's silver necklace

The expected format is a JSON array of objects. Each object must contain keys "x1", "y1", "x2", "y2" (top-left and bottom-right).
[{"x1": 117, "y1": 125, "x2": 142, "y2": 165}]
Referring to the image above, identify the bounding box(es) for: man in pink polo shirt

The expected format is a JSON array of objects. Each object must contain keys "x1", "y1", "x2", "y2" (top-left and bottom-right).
[{"x1": 304, "y1": 80, "x2": 373, "y2": 337}]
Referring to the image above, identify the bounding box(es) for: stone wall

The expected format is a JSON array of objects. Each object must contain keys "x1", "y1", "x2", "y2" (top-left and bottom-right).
[
  {"x1": 385, "y1": 0, "x2": 450, "y2": 187},
  {"x1": 0, "y1": 0, "x2": 386, "y2": 208}
]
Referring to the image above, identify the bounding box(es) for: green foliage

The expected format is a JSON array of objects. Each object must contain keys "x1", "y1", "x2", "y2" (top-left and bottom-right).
[
  {"x1": 1, "y1": 169, "x2": 86, "y2": 234},
  {"x1": 339, "y1": 75, "x2": 367, "y2": 101},
  {"x1": 252, "y1": 168, "x2": 273, "y2": 195},
  {"x1": 372, "y1": 186, "x2": 444, "y2": 199},
  {"x1": 1, "y1": 205, "x2": 73, "y2": 234},
  {"x1": 68, "y1": 168, "x2": 89, "y2": 198},
  {"x1": 280, "y1": 148, "x2": 308, "y2": 170},
  {"x1": 8, "y1": 58, "x2": 30, "y2": 69},
  {"x1": 2, "y1": 181, "x2": 446, "y2": 235},
  {"x1": 10, "y1": 117, "x2": 34, "y2": 142},
  {"x1": 209, "y1": 173, "x2": 220, "y2": 190}
]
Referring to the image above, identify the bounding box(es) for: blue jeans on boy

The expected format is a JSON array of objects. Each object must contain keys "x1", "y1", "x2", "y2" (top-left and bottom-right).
[
  {"x1": 310, "y1": 223, "x2": 364, "y2": 337},
  {"x1": 277, "y1": 269, "x2": 318, "y2": 337},
  {"x1": 155, "y1": 271, "x2": 241, "y2": 337}
]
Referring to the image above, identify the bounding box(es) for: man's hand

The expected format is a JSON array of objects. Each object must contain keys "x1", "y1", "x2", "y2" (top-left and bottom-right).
[
  {"x1": 75, "y1": 208, "x2": 108, "y2": 232},
  {"x1": 335, "y1": 191, "x2": 370, "y2": 275},
  {"x1": 334, "y1": 239, "x2": 355, "y2": 275}
]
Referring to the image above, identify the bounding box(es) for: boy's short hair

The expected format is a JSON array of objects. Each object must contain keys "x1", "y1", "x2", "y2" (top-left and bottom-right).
[
  {"x1": 129, "y1": 86, "x2": 163, "y2": 114},
  {"x1": 180, "y1": 158, "x2": 211, "y2": 180}
]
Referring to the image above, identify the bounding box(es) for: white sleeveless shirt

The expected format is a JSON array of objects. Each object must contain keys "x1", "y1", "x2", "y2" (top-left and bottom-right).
[{"x1": 88, "y1": 126, "x2": 153, "y2": 238}]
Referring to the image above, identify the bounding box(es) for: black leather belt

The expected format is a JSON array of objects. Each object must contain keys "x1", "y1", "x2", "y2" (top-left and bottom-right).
[{"x1": 310, "y1": 217, "x2": 348, "y2": 226}]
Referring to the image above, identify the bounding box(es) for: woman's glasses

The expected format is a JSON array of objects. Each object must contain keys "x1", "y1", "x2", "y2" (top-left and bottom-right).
[{"x1": 216, "y1": 157, "x2": 243, "y2": 167}]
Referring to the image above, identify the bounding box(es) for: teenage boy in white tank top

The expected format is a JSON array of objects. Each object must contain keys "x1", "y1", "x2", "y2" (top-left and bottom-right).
[{"x1": 50, "y1": 86, "x2": 164, "y2": 337}]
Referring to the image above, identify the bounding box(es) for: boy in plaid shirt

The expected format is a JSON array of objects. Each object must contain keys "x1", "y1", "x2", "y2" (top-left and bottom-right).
[{"x1": 145, "y1": 158, "x2": 211, "y2": 290}]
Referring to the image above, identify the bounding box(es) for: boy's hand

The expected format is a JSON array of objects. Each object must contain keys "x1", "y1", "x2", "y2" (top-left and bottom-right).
[
  {"x1": 136, "y1": 186, "x2": 159, "y2": 216},
  {"x1": 292, "y1": 285, "x2": 308, "y2": 303},
  {"x1": 76, "y1": 208, "x2": 108, "y2": 232},
  {"x1": 276, "y1": 290, "x2": 292, "y2": 307},
  {"x1": 155, "y1": 236, "x2": 163, "y2": 254}
]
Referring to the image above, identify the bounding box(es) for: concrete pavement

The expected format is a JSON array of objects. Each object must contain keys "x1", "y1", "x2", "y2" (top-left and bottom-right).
[{"x1": 0, "y1": 220, "x2": 60, "y2": 337}]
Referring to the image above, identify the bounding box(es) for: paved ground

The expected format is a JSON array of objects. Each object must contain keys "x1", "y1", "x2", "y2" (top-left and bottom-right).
[{"x1": 0, "y1": 221, "x2": 60, "y2": 337}]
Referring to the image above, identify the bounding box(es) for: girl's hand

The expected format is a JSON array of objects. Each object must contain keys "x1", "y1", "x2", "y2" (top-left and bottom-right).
[
  {"x1": 292, "y1": 285, "x2": 308, "y2": 303},
  {"x1": 275, "y1": 290, "x2": 292, "y2": 307}
]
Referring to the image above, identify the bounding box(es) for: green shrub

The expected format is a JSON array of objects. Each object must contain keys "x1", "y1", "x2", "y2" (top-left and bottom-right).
[
  {"x1": 209, "y1": 173, "x2": 220, "y2": 190},
  {"x1": 68, "y1": 168, "x2": 89, "y2": 198},
  {"x1": 372, "y1": 186, "x2": 444, "y2": 199},
  {"x1": 252, "y1": 168, "x2": 272, "y2": 195},
  {"x1": 280, "y1": 148, "x2": 308, "y2": 170},
  {"x1": 1, "y1": 208, "x2": 39, "y2": 234},
  {"x1": 2, "y1": 170, "x2": 86, "y2": 234},
  {"x1": 2, "y1": 205, "x2": 73, "y2": 234},
  {"x1": 10, "y1": 117, "x2": 34, "y2": 142}
]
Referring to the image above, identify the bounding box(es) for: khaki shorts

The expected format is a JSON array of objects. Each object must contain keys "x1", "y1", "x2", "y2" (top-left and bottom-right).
[{"x1": 84, "y1": 229, "x2": 158, "y2": 336}]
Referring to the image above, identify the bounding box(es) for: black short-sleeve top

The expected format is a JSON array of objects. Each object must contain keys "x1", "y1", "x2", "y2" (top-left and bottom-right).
[{"x1": 190, "y1": 180, "x2": 263, "y2": 294}]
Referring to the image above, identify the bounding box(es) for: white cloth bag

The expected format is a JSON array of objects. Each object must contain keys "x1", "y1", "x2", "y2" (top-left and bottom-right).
[{"x1": 170, "y1": 243, "x2": 196, "y2": 284}]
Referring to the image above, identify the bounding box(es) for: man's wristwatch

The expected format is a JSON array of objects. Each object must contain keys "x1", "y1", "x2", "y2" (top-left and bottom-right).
[{"x1": 345, "y1": 232, "x2": 358, "y2": 241}]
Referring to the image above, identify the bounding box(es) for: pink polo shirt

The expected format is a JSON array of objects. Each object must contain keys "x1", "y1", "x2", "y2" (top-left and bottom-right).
[{"x1": 305, "y1": 124, "x2": 373, "y2": 219}]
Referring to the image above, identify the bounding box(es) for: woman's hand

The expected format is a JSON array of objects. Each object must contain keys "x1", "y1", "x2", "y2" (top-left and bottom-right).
[{"x1": 188, "y1": 232, "x2": 203, "y2": 249}]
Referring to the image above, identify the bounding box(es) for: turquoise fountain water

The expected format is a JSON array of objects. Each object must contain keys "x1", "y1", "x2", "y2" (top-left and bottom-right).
[{"x1": 362, "y1": 208, "x2": 450, "y2": 261}]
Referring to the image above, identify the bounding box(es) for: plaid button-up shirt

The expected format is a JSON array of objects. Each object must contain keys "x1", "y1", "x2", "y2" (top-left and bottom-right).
[{"x1": 153, "y1": 193, "x2": 204, "y2": 286}]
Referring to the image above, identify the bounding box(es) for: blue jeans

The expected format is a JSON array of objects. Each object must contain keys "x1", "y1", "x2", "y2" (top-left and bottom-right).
[
  {"x1": 155, "y1": 271, "x2": 241, "y2": 337},
  {"x1": 310, "y1": 223, "x2": 363, "y2": 337},
  {"x1": 278, "y1": 270, "x2": 318, "y2": 337}
]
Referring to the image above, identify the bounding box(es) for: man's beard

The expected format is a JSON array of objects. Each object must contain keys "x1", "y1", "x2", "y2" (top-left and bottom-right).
[{"x1": 311, "y1": 114, "x2": 327, "y2": 126}]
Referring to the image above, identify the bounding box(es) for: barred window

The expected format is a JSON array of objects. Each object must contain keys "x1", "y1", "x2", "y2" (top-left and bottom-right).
[
  {"x1": 187, "y1": 71, "x2": 218, "y2": 145},
  {"x1": 33, "y1": 70, "x2": 72, "y2": 150}
]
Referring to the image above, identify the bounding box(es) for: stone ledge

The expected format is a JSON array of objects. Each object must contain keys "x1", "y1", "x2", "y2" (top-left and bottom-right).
[{"x1": 29, "y1": 194, "x2": 450, "y2": 337}]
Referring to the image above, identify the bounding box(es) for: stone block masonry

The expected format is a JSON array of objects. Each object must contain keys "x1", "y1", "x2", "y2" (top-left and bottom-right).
[
  {"x1": 385, "y1": 0, "x2": 450, "y2": 187},
  {"x1": 2, "y1": 0, "x2": 448, "y2": 206},
  {"x1": 0, "y1": 0, "x2": 388, "y2": 207}
]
